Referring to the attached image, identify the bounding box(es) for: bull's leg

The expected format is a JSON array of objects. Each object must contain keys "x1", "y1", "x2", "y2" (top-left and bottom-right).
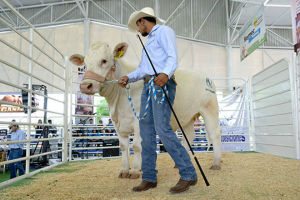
[
  {"x1": 182, "y1": 121, "x2": 196, "y2": 152},
  {"x1": 118, "y1": 135, "x2": 130, "y2": 178},
  {"x1": 202, "y1": 109, "x2": 222, "y2": 170},
  {"x1": 129, "y1": 126, "x2": 141, "y2": 179}
]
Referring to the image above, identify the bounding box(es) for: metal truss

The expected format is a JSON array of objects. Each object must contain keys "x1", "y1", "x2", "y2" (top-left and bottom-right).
[{"x1": 0, "y1": 0, "x2": 294, "y2": 49}]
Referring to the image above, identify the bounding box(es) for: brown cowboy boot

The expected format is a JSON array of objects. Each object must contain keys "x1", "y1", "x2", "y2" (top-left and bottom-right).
[
  {"x1": 169, "y1": 178, "x2": 198, "y2": 194},
  {"x1": 132, "y1": 180, "x2": 157, "y2": 192}
]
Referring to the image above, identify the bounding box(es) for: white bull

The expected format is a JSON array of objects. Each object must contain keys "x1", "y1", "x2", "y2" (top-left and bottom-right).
[{"x1": 77, "y1": 41, "x2": 222, "y2": 179}]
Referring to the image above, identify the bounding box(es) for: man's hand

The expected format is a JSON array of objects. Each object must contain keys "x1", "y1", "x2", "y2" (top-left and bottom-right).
[
  {"x1": 154, "y1": 73, "x2": 168, "y2": 87},
  {"x1": 118, "y1": 76, "x2": 129, "y2": 87}
]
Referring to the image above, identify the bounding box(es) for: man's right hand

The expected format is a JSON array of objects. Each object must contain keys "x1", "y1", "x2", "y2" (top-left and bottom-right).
[{"x1": 118, "y1": 76, "x2": 129, "y2": 87}]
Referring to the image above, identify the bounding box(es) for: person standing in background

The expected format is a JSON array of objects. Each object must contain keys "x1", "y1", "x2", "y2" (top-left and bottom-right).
[
  {"x1": 35, "y1": 119, "x2": 43, "y2": 138},
  {"x1": 8, "y1": 124, "x2": 26, "y2": 179}
]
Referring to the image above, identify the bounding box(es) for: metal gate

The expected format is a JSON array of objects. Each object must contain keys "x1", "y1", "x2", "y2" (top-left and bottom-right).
[{"x1": 0, "y1": 0, "x2": 68, "y2": 188}]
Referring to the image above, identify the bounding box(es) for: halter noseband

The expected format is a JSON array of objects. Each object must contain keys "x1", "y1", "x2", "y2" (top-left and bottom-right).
[{"x1": 82, "y1": 61, "x2": 117, "y2": 83}]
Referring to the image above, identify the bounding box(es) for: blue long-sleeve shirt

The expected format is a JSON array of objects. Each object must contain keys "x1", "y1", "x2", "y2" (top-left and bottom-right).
[
  {"x1": 9, "y1": 129, "x2": 26, "y2": 149},
  {"x1": 127, "y1": 24, "x2": 178, "y2": 82}
]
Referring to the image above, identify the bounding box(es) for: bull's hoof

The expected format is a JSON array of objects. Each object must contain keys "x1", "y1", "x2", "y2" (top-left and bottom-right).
[
  {"x1": 118, "y1": 172, "x2": 130, "y2": 178},
  {"x1": 129, "y1": 173, "x2": 140, "y2": 179},
  {"x1": 210, "y1": 165, "x2": 221, "y2": 170}
]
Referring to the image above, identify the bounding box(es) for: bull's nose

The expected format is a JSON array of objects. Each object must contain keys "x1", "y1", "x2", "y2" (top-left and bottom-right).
[
  {"x1": 80, "y1": 82, "x2": 94, "y2": 94},
  {"x1": 87, "y1": 83, "x2": 93, "y2": 90}
]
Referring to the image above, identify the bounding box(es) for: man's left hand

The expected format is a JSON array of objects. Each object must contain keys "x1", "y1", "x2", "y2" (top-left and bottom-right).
[{"x1": 154, "y1": 73, "x2": 168, "y2": 87}]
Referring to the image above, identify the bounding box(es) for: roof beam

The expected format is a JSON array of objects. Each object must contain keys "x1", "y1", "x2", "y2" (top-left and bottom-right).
[
  {"x1": 75, "y1": 0, "x2": 87, "y2": 18},
  {"x1": 91, "y1": 0, "x2": 120, "y2": 24},
  {"x1": 124, "y1": 0, "x2": 137, "y2": 11},
  {"x1": 270, "y1": 7, "x2": 290, "y2": 27},
  {"x1": 267, "y1": 28, "x2": 293, "y2": 46},
  {"x1": 18, "y1": 5, "x2": 50, "y2": 27},
  {"x1": 52, "y1": 4, "x2": 77, "y2": 22},
  {"x1": 229, "y1": 0, "x2": 247, "y2": 27},
  {"x1": 231, "y1": 0, "x2": 290, "y2": 7},
  {"x1": 14, "y1": 0, "x2": 23, "y2": 7},
  {"x1": 194, "y1": 0, "x2": 220, "y2": 39},
  {"x1": 164, "y1": 0, "x2": 186, "y2": 24}
]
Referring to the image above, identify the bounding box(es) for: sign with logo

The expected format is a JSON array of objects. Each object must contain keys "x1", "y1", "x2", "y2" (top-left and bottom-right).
[
  {"x1": 0, "y1": 93, "x2": 23, "y2": 112},
  {"x1": 219, "y1": 86, "x2": 250, "y2": 151},
  {"x1": 75, "y1": 65, "x2": 94, "y2": 124},
  {"x1": 239, "y1": 6, "x2": 267, "y2": 61}
]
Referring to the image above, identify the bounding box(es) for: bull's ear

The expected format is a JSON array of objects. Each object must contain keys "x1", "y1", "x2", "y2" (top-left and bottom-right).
[
  {"x1": 69, "y1": 54, "x2": 85, "y2": 66},
  {"x1": 113, "y1": 42, "x2": 128, "y2": 59}
]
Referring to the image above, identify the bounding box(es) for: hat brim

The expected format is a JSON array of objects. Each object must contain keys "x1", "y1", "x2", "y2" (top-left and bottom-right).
[{"x1": 128, "y1": 11, "x2": 163, "y2": 32}]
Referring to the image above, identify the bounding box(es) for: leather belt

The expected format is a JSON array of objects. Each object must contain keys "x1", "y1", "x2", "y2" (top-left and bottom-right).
[{"x1": 143, "y1": 74, "x2": 176, "y2": 84}]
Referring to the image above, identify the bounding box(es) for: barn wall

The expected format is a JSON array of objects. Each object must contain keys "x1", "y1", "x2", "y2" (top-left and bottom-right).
[{"x1": 251, "y1": 59, "x2": 298, "y2": 159}]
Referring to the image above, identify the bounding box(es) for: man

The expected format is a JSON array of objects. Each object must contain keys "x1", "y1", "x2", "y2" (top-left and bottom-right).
[
  {"x1": 48, "y1": 119, "x2": 57, "y2": 136},
  {"x1": 119, "y1": 7, "x2": 197, "y2": 193},
  {"x1": 8, "y1": 124, "x2": 25, "y2": 179}
]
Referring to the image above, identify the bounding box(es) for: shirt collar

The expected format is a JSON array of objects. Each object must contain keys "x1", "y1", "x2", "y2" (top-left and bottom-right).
[{"x1": 148, "y1": 24, "x2": 160, "y2": 37}]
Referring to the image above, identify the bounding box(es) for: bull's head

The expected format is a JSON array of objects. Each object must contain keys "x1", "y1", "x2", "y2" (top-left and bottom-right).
[{"x1": 71, "y1": 41, "x2": 128, "y2": 95}]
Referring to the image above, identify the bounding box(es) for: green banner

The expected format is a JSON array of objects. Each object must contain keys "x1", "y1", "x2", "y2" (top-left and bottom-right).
[{"x1": 239, "y1": 6, "x2": 267, "y2": 61}]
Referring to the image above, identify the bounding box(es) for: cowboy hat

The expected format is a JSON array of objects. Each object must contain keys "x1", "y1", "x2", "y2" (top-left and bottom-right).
[{"x1": 127, "y1": 7, "x2": 163, "y2": 32}]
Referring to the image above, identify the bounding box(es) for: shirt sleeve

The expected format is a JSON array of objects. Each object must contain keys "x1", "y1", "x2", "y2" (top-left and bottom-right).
[
  {"x1": 127, "y1": 59, "x2": 147, "y2": 83},
  {"x1": 158, "y1": 27, "x2": 178, "y2": 78},
  {"x1": 19, "y1": 130, "x2": 26, "y2": 141}
]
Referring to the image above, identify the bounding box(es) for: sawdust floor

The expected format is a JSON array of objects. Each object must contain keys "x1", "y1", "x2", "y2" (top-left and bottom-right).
[{"x1": 1, "y1": 152, "x2": 299, "y2": 200}]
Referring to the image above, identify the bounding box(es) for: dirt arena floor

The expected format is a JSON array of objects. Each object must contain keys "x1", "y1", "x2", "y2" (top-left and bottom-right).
[{"x1": 1, "y1": 152, "x2": 299, "y2": 200}]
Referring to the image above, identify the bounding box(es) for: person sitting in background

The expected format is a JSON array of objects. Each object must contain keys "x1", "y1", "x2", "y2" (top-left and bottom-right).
[
  {"x1": 90, "y1": 129, "x2": 101, "y2": 147},
  {"x1": 107, "y1": 118, "x2": 116, "y2": 133},
  {"x1": 97, "y1": 119, "x2": 104, "y2": 133},
  {"x1": 35, "y1": 119, "x2": 43, "y2": 138},
  {"x1": 0, "y1": 130, "x2": 7, "y2": 163},
  {"x1": 8, "y1": 124, "x2": 26, "y2": 179},
  {"x1": 87, "y1": 118, "x2": 94, "y2": 134}
]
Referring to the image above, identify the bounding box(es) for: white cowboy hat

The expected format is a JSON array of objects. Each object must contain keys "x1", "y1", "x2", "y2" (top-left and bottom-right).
[{"x1": 127, "y1": 7, "x2": 163, "y2": 32}]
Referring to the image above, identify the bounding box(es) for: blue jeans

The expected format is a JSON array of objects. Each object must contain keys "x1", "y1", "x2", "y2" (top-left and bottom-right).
[
  {"x1": 8, "y1": 149, "x2": 25, "y2": 179},
  {"x1": 139, "y1": 79, "x2": 197, "y2": 183}
]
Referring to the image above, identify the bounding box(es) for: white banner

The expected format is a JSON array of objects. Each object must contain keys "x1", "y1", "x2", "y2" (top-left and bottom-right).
[
  {"x1": 219, "y1": 86, "x2": 250, "y2": 151},
  {"x1": 239, "y1": 5, "x2": 267, "y2": 61}
]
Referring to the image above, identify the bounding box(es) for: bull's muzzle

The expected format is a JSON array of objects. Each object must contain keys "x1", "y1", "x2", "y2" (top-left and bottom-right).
[{"x1": 80, "y1": 82, "x2": 94, "y2": 95}]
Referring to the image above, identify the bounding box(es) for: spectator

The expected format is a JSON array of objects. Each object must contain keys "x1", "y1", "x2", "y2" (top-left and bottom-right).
[
  {"x1": 107, "y1": 118, "x2": 116, "y2": 133},
  {"x1": 8, "y1": 119, "x2": 16, "y2": 132},
  {"x1": 8, "y1": 124, "x2": 25, "y2": 179},
  {"x1": 87, "y1": 118, "x2": 94, "y2": 134},
  {"x1": 75, "y1": 119, "x2": 84, "y2": 136},
  {"x1": 97, "y1": 119, "x2": 104, "y2": 134},
  {"x1": 0, "y1": 130, "x2": 7, "y2": 163},
  {"x1": 107, "y1": 119, "x2": 113, "y2": 126},
  {"x1": 48, "y1": 119, "x2": 57, "y2": 136},
  {"x1": 35, "y1": 119, "x2": 43, "y2": 138}
]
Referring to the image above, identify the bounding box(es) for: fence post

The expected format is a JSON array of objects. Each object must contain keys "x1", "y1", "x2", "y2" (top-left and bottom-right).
[
  {"x1": 25, "y1": 28, "x2": 33, "y2": 174},
  {"x1": 68, "y1": 61, "x2": 73, "y2": 161},
  {"x1": 63, "y1": 57, "x2": 69, "y2": 162}
]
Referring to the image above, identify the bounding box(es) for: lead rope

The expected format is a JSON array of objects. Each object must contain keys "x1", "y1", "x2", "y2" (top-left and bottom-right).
[{"x1": 126, "y1": 76, "x2": 168, "y2": 120}]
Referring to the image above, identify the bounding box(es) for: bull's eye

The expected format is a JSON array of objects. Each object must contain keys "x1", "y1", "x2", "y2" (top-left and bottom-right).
[{"x1": 101, "y1": 59, "x2": 107, "y2": 65}]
